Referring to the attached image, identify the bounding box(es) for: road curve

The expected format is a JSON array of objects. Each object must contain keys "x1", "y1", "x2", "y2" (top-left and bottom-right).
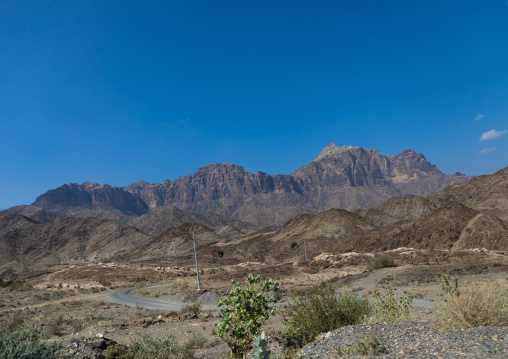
[{"x1": 105, "y1": 287, "x2": 218, "y2": 311}]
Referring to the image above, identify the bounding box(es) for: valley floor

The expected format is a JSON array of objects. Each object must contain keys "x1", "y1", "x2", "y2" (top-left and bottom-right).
[{"x1": 1, "y1": 248, "x2": 507, "y2": 358}]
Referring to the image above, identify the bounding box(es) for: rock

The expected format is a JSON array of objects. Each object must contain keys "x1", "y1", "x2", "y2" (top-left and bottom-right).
[{"x1": 59, "y1": 337, "x2": 117, "y2": 359}]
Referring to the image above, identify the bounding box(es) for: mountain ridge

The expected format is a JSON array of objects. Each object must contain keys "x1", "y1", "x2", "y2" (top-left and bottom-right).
[{"x1": 28, "y1": 144, "x2": 471, "y2": 227}]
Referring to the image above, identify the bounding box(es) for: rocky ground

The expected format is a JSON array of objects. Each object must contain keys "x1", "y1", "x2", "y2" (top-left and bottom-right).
[{"x1": 1, "y1": 248, "x2": 507, "y2": 358}]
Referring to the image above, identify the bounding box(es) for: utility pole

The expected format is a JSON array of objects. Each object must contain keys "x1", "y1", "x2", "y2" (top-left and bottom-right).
[
  {"x1": 191, "y1": 230, "x2": 201, "y2": 289},
  {"x1": 304, "y1": 239, "x2": 308, "y2": 261}
]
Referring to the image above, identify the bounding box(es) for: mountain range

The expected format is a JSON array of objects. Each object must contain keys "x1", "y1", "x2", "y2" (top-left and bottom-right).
[
  {"x1": 19, "y1": 144, "x2": 470, "y2": 227},
  {"x1": 5, "y1": 144, "x2": 507, "y2": 276}
]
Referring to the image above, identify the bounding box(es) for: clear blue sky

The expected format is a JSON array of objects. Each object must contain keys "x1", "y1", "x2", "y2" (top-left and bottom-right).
[{"x1": 1, "y1": 0, "x2": 508, "y2": 210}]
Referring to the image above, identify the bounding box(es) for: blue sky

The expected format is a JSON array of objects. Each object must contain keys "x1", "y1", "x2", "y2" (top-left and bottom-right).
[{"x1": 1, "y1": 0, "x2": 507, "y2": 210}]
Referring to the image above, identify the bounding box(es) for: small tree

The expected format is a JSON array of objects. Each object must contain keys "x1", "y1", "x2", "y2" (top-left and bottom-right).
[{"x1": 216, "y1": 274, "x2": 279, "y2": 359}]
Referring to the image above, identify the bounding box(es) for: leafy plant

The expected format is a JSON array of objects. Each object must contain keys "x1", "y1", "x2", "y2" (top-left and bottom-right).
[
  {"x1": 369, "y1": 287, "x2": 413, "y2": 323},
  {"x1": 282, "y1": 284, "x2": 370, "y2": 348},
  {"x1": 367, "y1": 255, "x2": 397, "y2": 271},
  {"x1": 0, "y1": 329, "x2": 61, "y2": 359},
  {"x1": 253, "y1": 331, "x2": 270, "y2": 359},
  {"x1": 341, "y1": 333, "x2": 388, "y2": 356},
  {"x1": 216, "y1": 273, "x2": 279, "y2": 359},
  {"x1": 439, "y1": 275, "x2": 459, "y2": 297},
  {"x1": 290, "y1": 242, "x2": 297, "y2": 249}
]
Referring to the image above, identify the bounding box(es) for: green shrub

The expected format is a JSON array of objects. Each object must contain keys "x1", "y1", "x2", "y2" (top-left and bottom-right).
[
  {"x1": 439, "y1": 275, "x2": 459, "y2": 297},
  {"x1": 0, "y1": 310, "x2": 24, "y2": 336},
  {"x1": 0, "y1": 279, "x2": 15, "y2": 288},
  {"x1": 367, "y1": 255, "x2": 397, "y2": 271},
  {"x1": 98, "y1": 277, "x2": 112, "y2": 287},
  {"x1": 104, "y1": 344, "x2": 131, "y2": 359},
  {"x1": 342, "y1": 333, "x2": 388, "y2": 356},
  {"x1": 216, "y1": 274, "x2": 279, "y2": 359},
  {"x1": 180, "y1": 301, "x2": 203, "y2": 316},
  {"x1": 433, "y1": 285, "x2": 508, "y2": 332},
  {"x1": 105, "y1": 336, "x2": 180, "y2": 359},
  {"x1": 252, "y1": 331, "x2": 270, "y2": 359},
  {"x1": 290, "y1": 242, "x2": 297, "y2": 249},
  {"x1": 179, "y1": 333, "x2": 207, "y2": 358},
  {"x1": 369, "y1": 287, "x2": 413, "y2": 323},
  {"x1": 0, "y1": 329, "x2": 61, "y2": 359},
  {"x1": 282, "y1": 284, "x2": 371, "y2": 348}
]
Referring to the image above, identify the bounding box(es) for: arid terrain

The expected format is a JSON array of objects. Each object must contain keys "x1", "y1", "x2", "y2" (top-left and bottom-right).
[
  {"x1": 1, "y1": 150, "x2": 507, "y2": 357},
  {"x1": 1, "y1": 247, "x2": 507, "y2": 358}
]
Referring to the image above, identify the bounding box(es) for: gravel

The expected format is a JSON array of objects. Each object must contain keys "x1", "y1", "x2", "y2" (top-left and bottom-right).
[{"x1": 300, "y1": 321, "x2": 508, "y2": 358}]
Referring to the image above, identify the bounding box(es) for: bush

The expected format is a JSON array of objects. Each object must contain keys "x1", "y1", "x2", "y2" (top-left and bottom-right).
[
  {"x1": 342, "y1": 333, "x2": 388, "y2": 356},
  {"x1": 439, "y1": 275, "x2": 459, "y2": 297},
  {"x1": 47, "y1": 315, "x2": 65, "y2": 336},
  {"x1": 282, "y1": 284, "x2": 371, "y2": 348},
  {"x1": 216, "y1": 274, "x2": 279, "y2": 359},
  {"x1": 290, "y1": 242, "x2": 297, "y2": 249},
  {"x1": 433, "y1": 285, "x2": 508, "y2": 332},
  {"x1": 179, "y1": 333, "x2": 207, "y2": 358},
  {"x1": 180, "y1": 301, "x2": 203, "y2": 316},
  {"x1": 98, "y1": 277, "x2": 112, "y2": 287},
  {"x1": 0, "y1": 329, "x2": 61, "y2": 359},
  {"x1": 368, "y1": 287, "x2": 413, "y2": 323},
  {"x1": 0, "y1": 310, "x2": 24, "y2": 336},
  {"x1": 105, "y1": 336, "x2": 181, "y2": 359},
  {"x1": 367, "y1": 255, "x2": 397, "y2": 271}
]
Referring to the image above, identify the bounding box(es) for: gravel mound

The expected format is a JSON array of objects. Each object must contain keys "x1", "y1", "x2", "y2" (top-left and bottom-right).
[
  {"x1": 198, "y1": 290, "x2": 221, "y2": 305},
  {"x1": 301, "y1": 321, "x2": 508, "y2": 358}
]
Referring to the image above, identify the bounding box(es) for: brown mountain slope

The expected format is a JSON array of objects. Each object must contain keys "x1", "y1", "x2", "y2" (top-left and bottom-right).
[
  {"x1": 429, "y1": 166, "x2": 508, "y2": 221},
  {"x1": 355, "y1": 195, "x2": 438, "y2": 226},
  {"x1": 0, "y1": 214, "x2": 149, "y2": 272},
  {"x1": 350, "y1": 202, "x2": 508, "y2": 252},
  {"x1": 29, "y1": 144, "x2": 472, "y2": 227},
  {"x1": 208, "y1": 208, "x2": 375, "y2": 263},
  {"x1": 3, "y1": 205, "x2": 59, "y2": 223},
  {"x1": 127, "y1": 206, "x2": 257, "y2": 239},
  {"x1": 132, "y1": 223, "x2": 227, "y2": 262}
]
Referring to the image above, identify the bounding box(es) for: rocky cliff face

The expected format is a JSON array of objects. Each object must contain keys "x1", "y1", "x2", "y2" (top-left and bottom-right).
[
  {"x1": 34, "y1": 183, "x2": 149, "y2": 217},
  {"x1": 30, "y1": 144, "x2": 471, "y2": 227}
]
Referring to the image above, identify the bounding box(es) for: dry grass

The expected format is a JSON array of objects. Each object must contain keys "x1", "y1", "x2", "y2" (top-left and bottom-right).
[{"x1": 433, "y1": 285, "x2": 508, "y2": 332}]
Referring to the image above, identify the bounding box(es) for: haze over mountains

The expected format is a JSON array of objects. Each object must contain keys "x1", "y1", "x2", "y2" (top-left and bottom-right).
[
  {"x1": 3, "y1": 144, "x2": 508, "y2": 275},
  {"x1": 22, "y1": 144, "x2": 469, "y2": 227}
]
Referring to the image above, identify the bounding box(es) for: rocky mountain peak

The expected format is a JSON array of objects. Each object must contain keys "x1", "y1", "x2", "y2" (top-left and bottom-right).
[
  {"x1": 126, "y1": 180, "x2": 149, "y2": 190},
  {"x1": 315, "y1": 143, "x2": 367, "y2": 161}
]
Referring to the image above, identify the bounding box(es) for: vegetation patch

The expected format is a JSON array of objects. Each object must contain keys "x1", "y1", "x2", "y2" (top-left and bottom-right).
[
  {"x1": 216, "y1": 274, "x2": 279, "y2": 359},
  {"x1": 282, "y1": 284, "x2": 371, "y2": 348},
  {"x1": 434, "y1": 285, "x2": 508, "y2": 332},
  {"x1": 105, "y1": 334, "x2": 207, "y2": 359},
  {"x1": 341, "y1": 333, "x2": 388, "y2": 356},
  {"x1": 179, "y1": 301, "x2": 203, "y2": 316},
  {"x1": 0, "y1": 329, "x2": 61, "y2": 359},
  {"x1": 367, "y1": 255, "x2": 397, "y2": 271},
  {"x1": 368, "y1": 287, "x2": 413, "y2": 323}
]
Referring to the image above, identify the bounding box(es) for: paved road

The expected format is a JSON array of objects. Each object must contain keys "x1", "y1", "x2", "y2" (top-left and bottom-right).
[{"x1": 105, "y1": 286, "x2": 218, "y2": 311}]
